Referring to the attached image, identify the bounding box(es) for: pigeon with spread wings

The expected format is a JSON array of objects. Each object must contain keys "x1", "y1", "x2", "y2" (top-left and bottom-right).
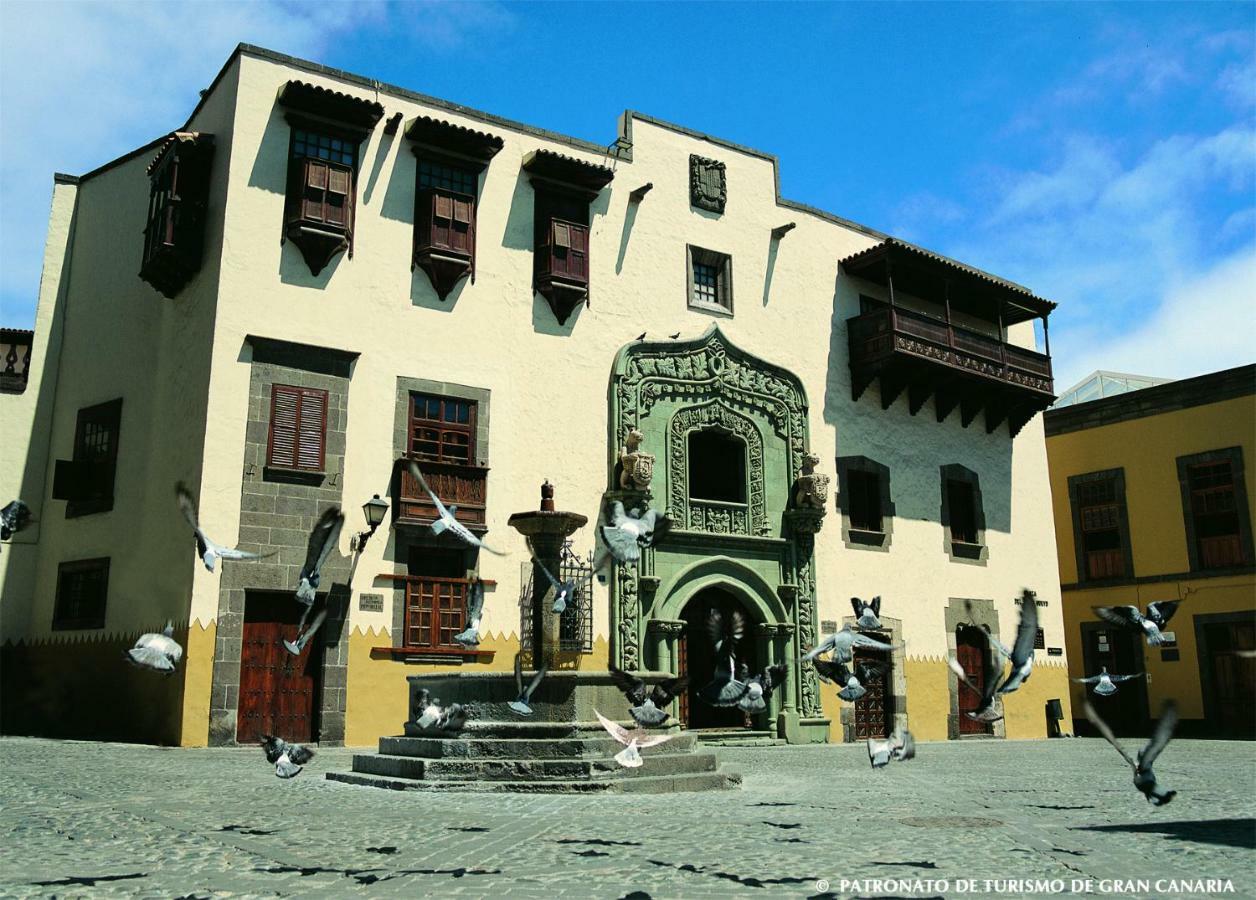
[
  {"x1": 125, "y1": 621, "x2": 183, "y2": 674},
  {"x1": 997, "y1": 589, "x2": 1039, "y2": 694},
  {"x1": 599, "y1": 501, "x2": 670, "y2": 565},
  {"x1": 734, "y1": 662, "x2": 787, "y2": 714},
  {"x1": 851, "y1": 596, "x2": 882, "y2": 630},
  {"x1": 261, "y1": 735, "x2": 316, "y2": 779},
  {"x1": 608, "y1": 665, "x2": 687, "y2": 727},
  {"x1": 295, "y1": 507, "x2": 345, "y2": 605},
  {"x1": 817, "y1": 657, "x2": 889, "y2": 702},
  {"x1": 177, "y1": 483, "x2": 272, "y2": 573},
  {"x1": 508, "y1": 654, "x2": 547, "y2": 716},
  {"x1": 1093, "y1": 600, "x2": 1183, "y2": 647},
  {"x1": 1074, "y1": 666, "x2": 1145, "y2": 696},
  {"x1": 803, "y1": 622, "x2": 894, "y2": 664},
  {"x1": 948, "y1": 656, "x2": 1003, "y2": 723},
  {"x1": 452, "y1": 578, "x2": 486, "y2": 647},
  {"x1": 594, "y1": 710, "x2": 675, "y2": 768},
  {"x1": 409, "y1": 461, "x2": 504, "y2": 555},
  {"x1": 532, "y1": 548, "x2": 578, "y2": 615},
  {"x1": 1084, "y1": 699, "x2": 1179, "y2": 805}
]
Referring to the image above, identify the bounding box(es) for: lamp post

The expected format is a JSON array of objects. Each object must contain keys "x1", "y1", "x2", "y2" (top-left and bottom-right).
[{"x1": 351, "y1": 494, "x2": 390, "y2": 551}]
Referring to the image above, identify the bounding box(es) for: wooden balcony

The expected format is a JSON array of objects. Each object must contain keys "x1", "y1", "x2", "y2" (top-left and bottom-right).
[
  {"x1": 1085, "y1": 548, "x2": 1126, "y2": 580},
  {"x1": 847, "y1": 305, "x2": 1055, "y2": 436},
  {"x1": 395, "y1": 457, "x2": 488, "y2": 532}
]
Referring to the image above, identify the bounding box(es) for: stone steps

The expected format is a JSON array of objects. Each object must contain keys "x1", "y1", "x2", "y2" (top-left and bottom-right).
[
  {"x1": 380, "y1": 732, "x2": 700, "y2": 760},
  {"x1": 350, "y1": 749, "x2": 717, "y2": 782},
  {"x1": 694, "y1": 729, "x2": 787, "y2": 747},
  {"x1": 326, "y1": 769, "x2": 742, "y2": 794}
]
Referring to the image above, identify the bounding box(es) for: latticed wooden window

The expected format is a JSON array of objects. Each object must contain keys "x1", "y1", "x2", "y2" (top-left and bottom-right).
[
  {"x1": 53, "y1": 558, "x2": 109, "y2": 630},
  {"x1": 1188, "y1": 460, "x2": 1245, "y2": 568},
  {"x1": 66, "y1": 399, "x2": 122, "y2": 517},
  {"x1": 408, "y1": 393, "x2": 475, "y2": 464},
  {"x1": 267, "y1": 384, "x2": 327, "y2": 472},
  {"x1": 1077, "y1": 477, "x2": 1125, "y2": 578},
  {"x1": 848, "y1": 469, "x2": 883, "y2": 532},
  {"x1": 405, "y1": 577, "x2": 466, "y2": 648}
]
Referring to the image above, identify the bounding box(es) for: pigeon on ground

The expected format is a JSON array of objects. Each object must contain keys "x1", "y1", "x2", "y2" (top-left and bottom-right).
[
  {"x1": 1, "y1": 499, "x2": 33, "y2": 540},
  {"x1": 996, "y1": 589, "x2": 1039, "y2": 694},
  {"x1": 948, "y1": 656, "x2": 1003, "y2": 723},
  {"x1": 412, "y1": 689, "x2": 472, "y2": 732},
  {"x1": 452, "y1": 579, "x2": 485, "y2": 647},
  {"x1": 177, "y1": 483, "x2": 272, "y2": 573},
  {"x1": 892, "y1": 730, "x2": 916, "y2": 761},
  {"x1": 409, "y1": 461, "x2": 504, "y2": 555},
  {"x1": 815, "y1": 657, "x2": 889, "y2": 702},
  {"x1": 734, "y1": 662, "x2": 788, "y2": 714},
  {"x1": 295, "y1": 506, "x2": 345, "y2": 605},
  {"x1": 1084, "y1": 699, "x2": 1179, "y2": 805},
  {"x1": 868, "y1": 730, "x2": 915, "y2": 769},
  {"x1": 803, "y1": 623, "x2": 894, "y2": 664},
  {"x1": 532, "y1": 550, "x2": 577, "y2": 615},
  {"x1": 594, "y1": 709, "x2": 674, "y2": 768},
  {"x1": 599, "y1": 501, "x2": 671, "y2": 565},
  {"x1": 508, "y1": 654, "x2": 547, "y2": 716},
  {"x1": 1093, "y1": 600, "x2": 1182, "y2": 647},
  {"x1": 261, "y1": 735, "x2": 315, "y2": 779},
  {"x1": 608, "y1": 665, "x2": 688, "y2": 727},
  {"x1": 851, "y1": 596, "x2": 882, "y2": 630},
  {"x1": 1073, "y1": 666, "x2": 1145, "y2": 697},
  {"x1": 125, "y1": 621, "x2": 183, "y2": 674}
]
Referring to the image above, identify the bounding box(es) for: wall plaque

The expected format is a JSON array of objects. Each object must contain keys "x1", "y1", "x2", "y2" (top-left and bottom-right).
[
  {"x1": 358, "y1": 592, "x2": 384, "y2": 613},
  {"x1": 689, "y1": 155, "x2": 727, "y2": 213}
]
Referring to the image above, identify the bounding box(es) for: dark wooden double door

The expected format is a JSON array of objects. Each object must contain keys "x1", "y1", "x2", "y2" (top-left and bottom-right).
[
  {"x1": 237, "y1": 592, "x2": 322, "y2": 745},
  {"x1": 1201, "y1": 619, "x2": 1255, "y2": 738},
  {"x1": 852, "y1": 641, "x2": 894, "y2": 739},
  {"x1": 956, "y1": 625, "x2": 992, "y2": 735},
  {"x1": 1080, "y1": 621, "x2": 1148, "y2": 736}
]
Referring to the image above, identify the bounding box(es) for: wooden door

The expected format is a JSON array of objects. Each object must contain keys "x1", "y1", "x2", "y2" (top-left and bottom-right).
[
  {"x1": 237, "y1": 592, "x2": 322, "y2": 744},
  {"x1": 1205, "y1": 620, "x2": 1255, "y2": 737},
  {"x1": 1080, "y1": 622, "x2": 1148, "y2": 736},
  {"x1": 956, "y1": 626, "x2": 990, "y2": 735},
  {"x1": 852, "y1": 642, "x2": 893, "y2": 739}
]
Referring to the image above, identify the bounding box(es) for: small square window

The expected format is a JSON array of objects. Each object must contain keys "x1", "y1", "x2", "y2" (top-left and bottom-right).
[
  {"x1": 53, "y1": 558, "x2": 110, "y2": 630},
  {"x1": 687, "y1": 245, "x2": 732, "y2": 315}
]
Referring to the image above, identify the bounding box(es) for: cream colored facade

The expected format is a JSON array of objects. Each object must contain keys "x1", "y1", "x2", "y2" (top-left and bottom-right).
[{"x1": 1, "y1": 45, "x2": 1069, "y2": 746}]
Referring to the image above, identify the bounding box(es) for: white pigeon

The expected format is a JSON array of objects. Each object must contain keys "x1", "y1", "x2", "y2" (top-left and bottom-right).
[
  {"x1": 996, "y1": 589, "x2": 1039, "y2": 694},
  {"x1": 409, "y1": 461, "x2": 504, "y2": 555},
  {"x1": 594, "y1": 709, "x2": 674, "y2": 768},
  {"x1": 599, "y1": 501, "x2": 670, "y2": 565},
  {"x1": 452, "y1": 579, "x2": 485, "y2": 647},
  {"x1": 803, "y1": 623, "x2": 895, "y2": 664},
  {"x1": 177, "y1": 483, "x2": 272, "y2": 573},
  {"x1": 125, "y1": 621, "x2": 183, "y2": 674},
  {"x1": 1074, "y1": 666, "x2": 1145, "y2": 697},
  {"x1": 533, "y1": 550, "x2": 577, "y2": 615},
  {"x1": 851, "y1": 595, "x2": 882, "y2": 630},
  {"x1": 260, "y1": 734, "x2": 315, "y2": 779},
  {"x1": 1094, "y1": 600, "x2": 1183, "y2": 647}
]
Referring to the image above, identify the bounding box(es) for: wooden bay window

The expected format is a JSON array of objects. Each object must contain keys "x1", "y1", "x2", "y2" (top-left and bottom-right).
[{"x1": 139, "y1": 132, "x2": 215, "y2": 298}]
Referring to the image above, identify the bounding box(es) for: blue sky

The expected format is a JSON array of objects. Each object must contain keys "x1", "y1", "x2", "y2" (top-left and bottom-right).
[{"x1": 1, "y1": 1, "x2": 1252, "y2": 389}]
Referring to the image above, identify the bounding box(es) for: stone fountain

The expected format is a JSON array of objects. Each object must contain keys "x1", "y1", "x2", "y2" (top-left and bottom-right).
[{"x1": 327, "y1": 483, "x2": 740, "y2": 793}]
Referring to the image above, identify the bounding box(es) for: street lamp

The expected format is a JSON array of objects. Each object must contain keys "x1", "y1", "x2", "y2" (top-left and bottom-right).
[{"x1": 351, "y1": 494, "x2": 391, "y2": 551}]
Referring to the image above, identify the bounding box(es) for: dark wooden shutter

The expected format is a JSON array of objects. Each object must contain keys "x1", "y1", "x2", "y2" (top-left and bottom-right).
[{"x1": 268, "y1": 385, "x2": 327, "y2": 471}]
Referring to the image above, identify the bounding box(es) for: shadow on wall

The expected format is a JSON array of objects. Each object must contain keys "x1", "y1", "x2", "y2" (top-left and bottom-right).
[{"x1": 820, "y1": 271, "x2": 1014, "y2": 534}]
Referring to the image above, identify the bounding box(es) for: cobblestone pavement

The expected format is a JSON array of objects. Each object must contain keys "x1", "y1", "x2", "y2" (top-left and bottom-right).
[{"x1": 0, "y1": 736, "x2": 1252, "y2": 899}]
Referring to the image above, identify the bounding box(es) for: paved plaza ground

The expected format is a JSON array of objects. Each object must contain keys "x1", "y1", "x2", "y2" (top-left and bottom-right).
[{"x1": 0, "y1": 736, "x2": 1252, "y2": 899}]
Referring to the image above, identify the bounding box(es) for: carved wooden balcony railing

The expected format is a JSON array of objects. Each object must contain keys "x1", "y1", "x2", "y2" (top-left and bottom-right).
[
  {"x1": 0, "y1": 328, "x2": 32, "y2": 394},
  {"x1": 847, "y1": 305, "x2": 1055, "y2": 436},
  {"x1": 395, "y1": 457, "x2": 488, "y2": 531},
  {"x1": 1085, "y1": 548, "x2": 1126, "y2": 580},
  {"x1": 1199, "y1": 534, "x2": 1246, "y2": 570}
]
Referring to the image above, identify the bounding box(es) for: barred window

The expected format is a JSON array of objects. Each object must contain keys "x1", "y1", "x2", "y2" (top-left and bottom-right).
[{"x1": 53, "y1": 558, "x2": 110, "y2": 630}]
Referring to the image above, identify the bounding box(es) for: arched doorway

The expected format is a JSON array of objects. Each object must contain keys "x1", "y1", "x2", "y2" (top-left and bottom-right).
[
  {"x1": 678, "y1": 587, "x2": 760, "y2": 730},
  {"x1": 955, "y1": 625, "x2": 992, "y2": 735}
]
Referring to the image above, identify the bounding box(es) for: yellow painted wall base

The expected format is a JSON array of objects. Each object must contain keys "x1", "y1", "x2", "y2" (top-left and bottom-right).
[
  {"x1": 1003, "y1": 662, "x2": 1072, "y2": 739},
  {"x1": 904, "y1": 657, "x2": 951, "y2": 742},
  {"x1": 178, "y1": 620, "x2": 216, "y2": 747}
]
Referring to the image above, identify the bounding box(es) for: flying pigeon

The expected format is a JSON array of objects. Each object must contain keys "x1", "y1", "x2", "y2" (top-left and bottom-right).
[
  {"x1": 599, "y1": 501, "x2": 671, "y2": 565},
  {"x1": 508, "y1": 654, "x2": 547, "y2": 716},
  {"x1": 996, "y1": 589, "x2": 1039, "y2": 694},
  {"x1": 260, "y1": 735, "x2": 315, "y2": 779},
  {"x1": 698, "y1": 609, "x2": 749, "y2": 706},
  {"x1": 609, "y1": 665, "x2": 687, "y2": 727},
  {"x1": 707, "y1": 608, "x2": 746, "y2": 658},
  {"x1": 1074, "y1": 666, "x2": 1145, "y2": 696},
  {"x1": 803, "y1": 623, "x2": 894, "y2": 664},
  {"x1": 1, "y1": 499, "x2": 33, "y2": 540},
  {"x1": 1084, "y1": 699, "x2": 1179, "y2": 805},
  {"x1": 893, "y1": 730, "x2": 916, "y2": 762},
  {"x1": 409, "y1": 461, "x2": 504, "y2": 555},
  {"x1": 851, "y1": 596, "x2": 882, "y2": 630},
  {"x1": 734, "y1": 662, "x2": 788, "y2": 714},
  {"x1": 948, "y1": 656, "x2": 1003, "y2": 723},
  {"x1": 1093, "y1": 600, "x2": 1182, "y2": 647},
  {"x1": 176, "y1": 483, "x2": 272, "y2": 573},
  {"x1": 125, "y1": 621, "x2": 183, "y2": 674},
  {"x1": 698, "y1": 650, "x2": 746, "y2": 707},
  {"x1": 412, "y1": 689, "x2": 472, "y2": 733},
  {"x1": 452, "y1": 579, "x2": 485, "y2": 647},
  {"x1": 594, "y1": 709, "x2": 675, "y2": 768},
  {"x1": 296, "y1": 506, "x2": 345, "y2": 605},
  {"x1": 532, "y1": 551, "x2": 577, "y2": 615},
  {"x1": 815, "y1": 657, "x2": 889, "y2": 702},
  {"x1": 868, "y1": 730, "x2": 914, "y2": 769},
  {"x1": 668, "y1": 332, "x2": 681, "y2": 339}
]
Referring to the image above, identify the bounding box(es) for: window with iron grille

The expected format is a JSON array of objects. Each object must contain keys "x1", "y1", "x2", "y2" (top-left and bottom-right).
[
  {"x1": 53, "y1": 558, "x2": 109, "y2": 630},
  {"x1": 408, "y1": 393, "x2": 476, "y2": 464},
  {"x1": 687, "y1": 245, "x2": 732, "y2": 314},
  {"x1": 65, "y1": 399, "x2": 123, "y2": 518},
  {"x1": 519, "y1": 542, "x2": 594, "y2": 654},
  {"x1": 267, "y1": 384, "x2": 327, "y2": 472}
]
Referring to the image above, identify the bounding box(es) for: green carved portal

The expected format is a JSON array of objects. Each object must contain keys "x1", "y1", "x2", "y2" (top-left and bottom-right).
[{"x1": 607, "y1": 325, "x2": 829, "y2": 740}]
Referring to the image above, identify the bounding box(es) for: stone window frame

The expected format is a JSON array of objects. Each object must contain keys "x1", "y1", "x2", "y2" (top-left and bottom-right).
[
  {"x1": 391, "y1": 376, "x2": 492, "y2": 652},
  {"x1": 836, "y1": 455, "x2": 895, "y2": 551},
  {"x1": 940, "y1": 463, "x2": 987, "y2": 565},
  {"x1": 1176, "y1": 446, "x2": 1255, "y2": 572},
  {"x1": 686, "y1": 245, "x2": 733, "y2": 317},
  {"x1": 1067, "y1": 467, "x2": 1135, "y2": 584}
]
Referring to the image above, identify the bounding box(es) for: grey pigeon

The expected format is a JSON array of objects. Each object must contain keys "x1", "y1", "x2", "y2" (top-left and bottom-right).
[
  {"x1": 452, "y1": 579, "x2": 485, "y2": 647},
  {"x1": 295, "y1": 507, "x2": 345, "y2": 605},
  {"x1": 868, "y1": 729, "x2": 915, "y2": 769},
  {"x1": 816, "y1": 657, "x2": 888, "y2": 702},
  {"x1": 260, "y1": 734, "x2": 315, "y2": 779},
  {"x1": 851, "y1": 595, "x2": 882, "y2": 630},
  {"x1": 1084, "y1": 699, "x2": 1179, "y2": 805},
  {"x1": 996, "y1": 589, "x2": 1039, "y2": 694},
  {"x1": 948, "y1": 656, "x2": 1003, "y2": 723},
  {"x1": 734, "y1": 662, "x2": 787, "y2": 714},
  {"x1": 706, "y1": 607, "x2": 746, "y2": 657},
  {"x1": 125, "y1": 621, "x2": 183, "y2": 674},
  {"x1": 698, "y1": 610, "x2": 749, "y2": 706},
  {"x1": 803, "y1": 622, "x2": 894, "y2": 664},
  {"x1": 609, "y1": 664, "x2": 687, "y2": 727},
  {"x1": 177, "y1": 483, "x2": 272, "y2": 573},
  {"x1": 1093, "y1": 600, "x2": 1182, "y2": 647},
  {"x1": 1074, "y1": 666, "x2": 1144, "y2": 696},
  {"x1": 893, "y1": 729, "x2": 916, "y2": 761},
  {"x1": 509, "y1": 654, "x2": 547, "y2": 716},
  {"x1": 412, "y1": 689, "x2": 473, "y2": 733},
  {"x1": 532, "y1": 551, "x2": 577, "y2": 615},
  {"x1": 409, "y1": 461, "x2": 505, "y2": 555},
  {"x1": 595, "y1": 709, "x2": 674, "y2": 768},
  {"x1": 600, "y1": 501, "x2": 670, "y2": 565},
  {"x1": 1, "y1": 499, "x2": 33, "y2": 540}
]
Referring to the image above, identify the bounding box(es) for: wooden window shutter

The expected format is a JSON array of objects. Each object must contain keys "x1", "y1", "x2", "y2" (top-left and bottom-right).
[
  {"x1": 452, "y1": 196, "x2": 473, "y2": 254},
  {"x1": 268, "y1": 385, "x2": 327, "y2": 471},
  {"x1": 326, "y1": 166, "x2": 351, "y2": 228},
  {"x1": 553, "y1": 221, "x2": 571, "y2": 249}
]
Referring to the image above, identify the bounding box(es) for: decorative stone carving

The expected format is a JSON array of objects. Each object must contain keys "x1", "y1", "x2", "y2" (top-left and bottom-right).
[
  {"x1": 615, "y1": 559, "x2": 640, "y2": 671},
  {"x1": 647, "y1": 619, "x2": 687, "y2": 636},
  {"x1": 619, "y1": 428, "x2": 655, "y2": 490},
  {"x1": 793, "y1": 451, "x2": 830, "y2": 510},
  {"x1": 690, "y1": 155, "x2": 727, "y2": 213},
  {"x1": 669, "y1": 404, "x2": 766, "y2": 536},
  {"x1": 792, "y1": 532, "x2": 823, "y2": 718},
  {"x1": 756, "y1": 622, "x2": 795, "y2": 638}
]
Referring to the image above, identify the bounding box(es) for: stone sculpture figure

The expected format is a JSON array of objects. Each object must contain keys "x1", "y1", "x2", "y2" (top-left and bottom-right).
[
  {"x1": 793, "y1": 451, "x2": 830, "y2": 509},
  {"x1": 619, "y1": 428, "x2": 655, "y2": 491}
]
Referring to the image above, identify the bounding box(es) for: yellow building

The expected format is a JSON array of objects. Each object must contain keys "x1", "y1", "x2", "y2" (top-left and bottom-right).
[
  {"x1": 1046, "y1": 365, "x2": 1256, "y2": 738},
  {"x1": 2, "y1": 44, "x2": 1071, "y2": 749}
]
